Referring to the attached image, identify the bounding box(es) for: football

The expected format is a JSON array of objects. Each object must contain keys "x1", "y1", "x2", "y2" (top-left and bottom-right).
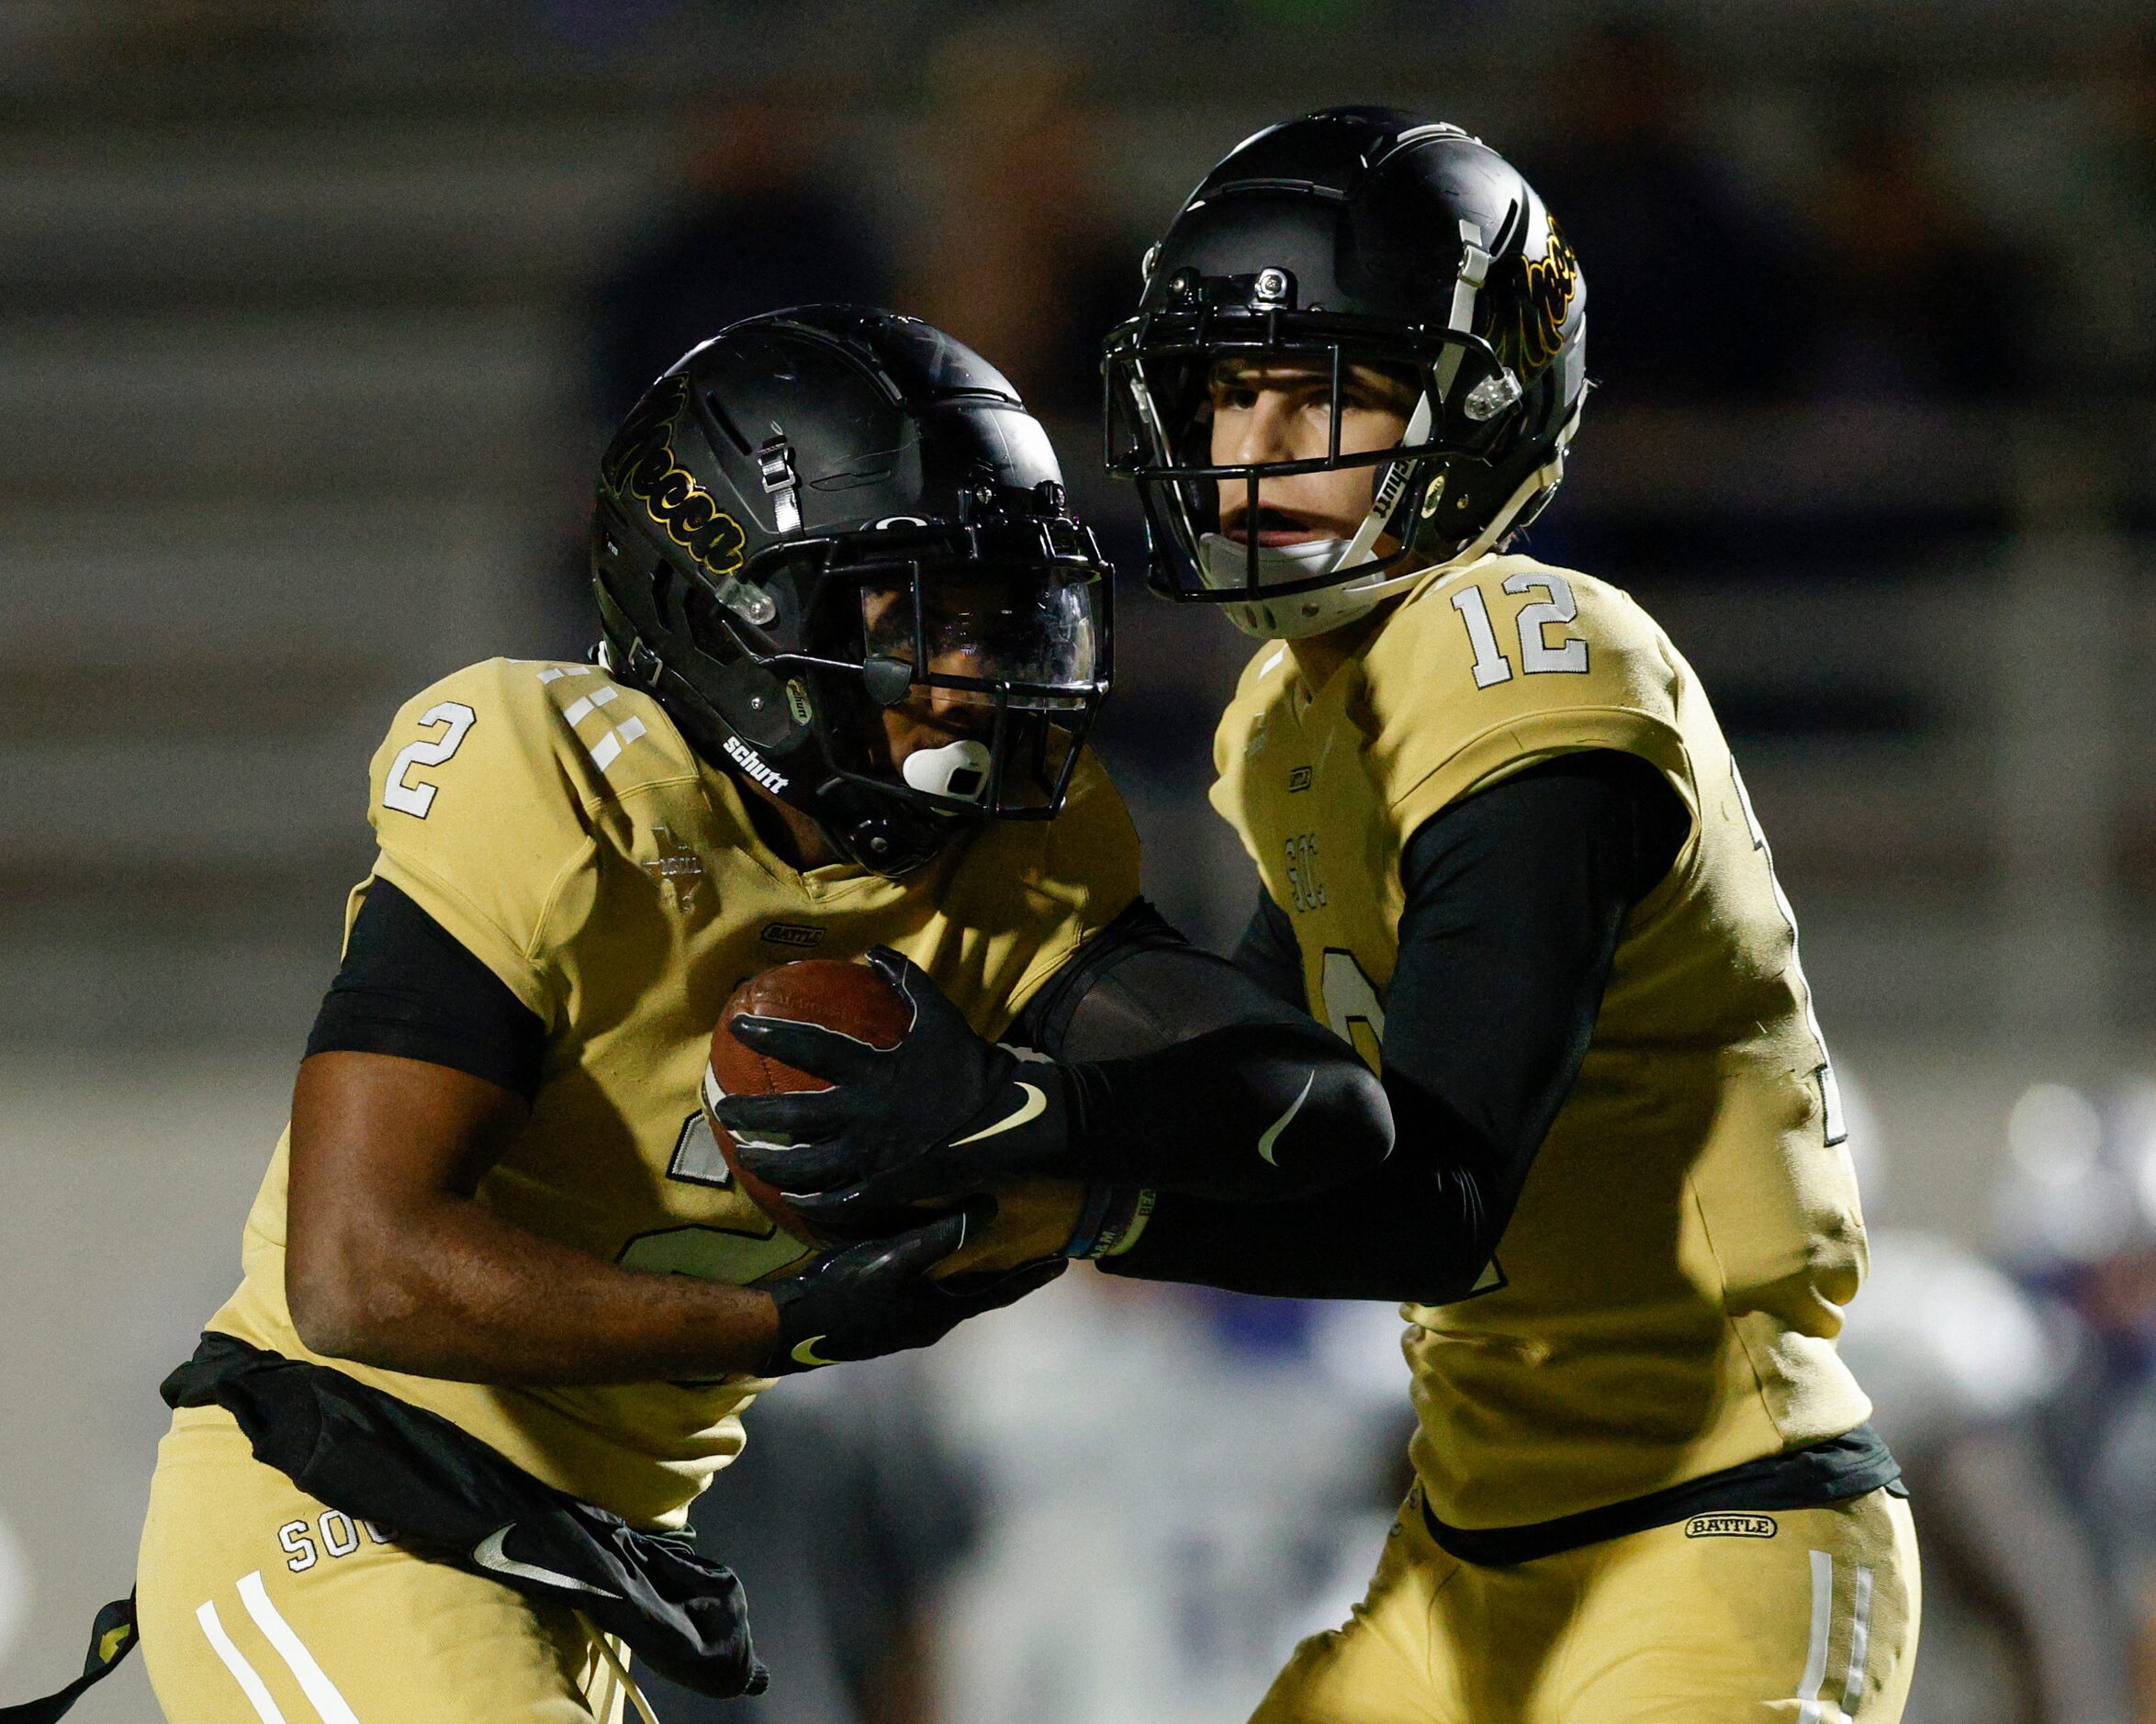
[{"x1": 706, "y1": 958, "x2": 1084, "y2": 1277}]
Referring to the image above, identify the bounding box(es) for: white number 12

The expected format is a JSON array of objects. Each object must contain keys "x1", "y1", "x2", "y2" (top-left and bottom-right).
[
  {"x1": 1450, "y1": 573, "x2": 1590, "y2": 688},
  {"x1": 383, "y1": 701, "x2": 477, "y2": 817}
]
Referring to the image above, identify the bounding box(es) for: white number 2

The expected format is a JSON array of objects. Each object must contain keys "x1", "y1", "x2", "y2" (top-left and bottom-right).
[
  {"x1": 382, "y1": 701, "x2": 477, "y2": 817},
  {"x1": 1449, "y1": 573, "x2": 1590, "y2": 688}
]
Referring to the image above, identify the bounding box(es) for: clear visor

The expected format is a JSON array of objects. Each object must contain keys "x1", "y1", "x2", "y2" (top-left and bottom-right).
[
  {"x1": 859, "y1": 565, "x2": 1102, "y2": 709},
  {"x1": 828, "y1": 559, "x2": 1106, "y2": 817}
]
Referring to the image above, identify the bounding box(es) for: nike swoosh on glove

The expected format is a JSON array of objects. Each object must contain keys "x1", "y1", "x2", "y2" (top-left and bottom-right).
[
  {"x1": 760, "y1": 1206, "x2": 1064, "y2": 1376},
  {"x1": 715, "y1": 946, "x2": 1072, "y2": 1226}
]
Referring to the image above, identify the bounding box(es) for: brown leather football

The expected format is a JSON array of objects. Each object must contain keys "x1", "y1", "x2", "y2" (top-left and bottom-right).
[
  {"x1": 707, "y1": 959, "x2": 913, "y2": 1248},
  {"x1": 705, "y1": 957, "x2": 1086, "y2": 1275}
]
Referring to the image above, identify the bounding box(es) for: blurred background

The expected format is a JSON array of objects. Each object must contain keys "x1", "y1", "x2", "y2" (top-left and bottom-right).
[{"x1": 5, "y1": 0, "x2": 2156, "y2": 1718}]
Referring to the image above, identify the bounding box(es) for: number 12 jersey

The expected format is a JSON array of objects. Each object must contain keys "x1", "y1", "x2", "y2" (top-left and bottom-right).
[{"x1": 1209, "y1": 553, "x2": 1872, "y2": 1532}]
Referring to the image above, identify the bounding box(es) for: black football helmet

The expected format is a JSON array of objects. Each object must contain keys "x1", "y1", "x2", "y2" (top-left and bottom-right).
[
  {"x1": 593, "y1": 307, "x2": 1111, "y2": 875},
  {"x1": 1104, "y1": 107, "x2": 1588, "y2": 639}
]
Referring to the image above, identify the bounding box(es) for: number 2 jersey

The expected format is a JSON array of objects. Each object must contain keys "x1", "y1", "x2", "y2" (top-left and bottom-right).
[
  {"x1": 1208, "y1": 553, "x2": 1872, "y2": 1532},
  {"x1": 208, "y1": 656, "x2": 1140, "y2": 1529}
]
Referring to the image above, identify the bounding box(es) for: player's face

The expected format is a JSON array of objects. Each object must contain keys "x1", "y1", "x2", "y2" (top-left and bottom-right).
[
  {"x1": 1207, "y1": 357, "x2": 1415, "y2": 545},
  {"x1": 859, "y1": 574, "x2": 1098, "y2": 771},
  {"x1": 859, "y1": 588, "x2": 988, "y2": 764}
]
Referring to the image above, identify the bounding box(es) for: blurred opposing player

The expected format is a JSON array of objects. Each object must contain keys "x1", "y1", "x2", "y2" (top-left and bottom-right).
[
  {"x1": 716, "y1": 115, "x2": 1922, "y2": 1722},
  {"x1": 122, "y1": 308, "x2": 1387, "y2": 1724}
]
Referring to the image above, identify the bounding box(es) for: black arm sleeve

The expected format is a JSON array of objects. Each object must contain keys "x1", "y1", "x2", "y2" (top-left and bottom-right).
[
  {"x1": 305, "y1": 878, "x2": 549, "y2": 1102},
  {"x1": 1008, "y1": 899, "x2": 1393, "y2": 1202},
  {"x1": 1105, "y1": 751, "x2": 1688, "y2": 1301}
]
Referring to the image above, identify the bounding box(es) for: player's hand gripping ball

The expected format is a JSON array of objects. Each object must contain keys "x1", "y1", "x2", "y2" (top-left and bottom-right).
[{"x1": 705, "y1": 957, "x2": 1083, "y2": 1277}]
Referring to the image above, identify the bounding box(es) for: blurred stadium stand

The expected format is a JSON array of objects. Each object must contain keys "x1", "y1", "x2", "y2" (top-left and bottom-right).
[{"x1": 5, "y1": 2, "x2": 2156, "y2": 1719}]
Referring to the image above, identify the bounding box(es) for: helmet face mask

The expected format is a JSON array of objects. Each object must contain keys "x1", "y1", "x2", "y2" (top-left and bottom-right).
[
  {"x1": 591, "y1": 308, "x2": 1112, "y2": 875},
  {"x1": 736, "y1": 518, "x2": 1107, "y2": 820},
  {"x1": 849, "y1": 545, "x2": 1102, "y2": 807},
  {"x1": 1104, "y1": 111, "x2": 1588, "y2": 640}
]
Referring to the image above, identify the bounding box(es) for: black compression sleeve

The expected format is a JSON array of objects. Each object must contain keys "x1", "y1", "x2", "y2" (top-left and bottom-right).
[
  {"x1": 305, "y1": 879, "x2": 548, "y2": 1100},
  {"x1": 1231, "y1": 890, "x2": 1306, "y2": 1011},
  {"x1": 1010, "y1": 900, "x2": 1392, "y2": 1202},
  {"x1": 1106, "y1": 751, "x2": 1687, "y2": 1300}
]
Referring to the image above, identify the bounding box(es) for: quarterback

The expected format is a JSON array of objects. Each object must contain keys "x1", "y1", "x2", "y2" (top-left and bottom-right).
[
  {"x1": 736, "y1": 116, "x2": 1921, "y2": 1721},
  {"x1": 1098, "y1": 110, "x2": 1922, "y2": 1723},
  {"x1": 109, "y1": 308, "x2": 1387, "y2": 1724}
]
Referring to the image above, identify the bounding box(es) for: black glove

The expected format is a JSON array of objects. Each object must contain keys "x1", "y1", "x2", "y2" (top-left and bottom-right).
[
  {"x1": 716, "y1": 946, "x2": 1072, "y2": 1227},
  {"x1": 759, "y1": 1207, "x2": 1064, "y2": 1376}
]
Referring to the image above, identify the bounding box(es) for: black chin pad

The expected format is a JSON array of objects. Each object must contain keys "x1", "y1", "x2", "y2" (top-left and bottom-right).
[{"x1": 861, "y1": 655, "x2": 915, "y2": 708}]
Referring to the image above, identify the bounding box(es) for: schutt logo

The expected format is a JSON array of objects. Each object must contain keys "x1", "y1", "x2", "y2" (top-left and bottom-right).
[
  {"x1": 723, "y1": 733, "x2": 788, "y2": 794},
  {"x1": 760, "y1": 923, "x2": 823, "y2": 949}
]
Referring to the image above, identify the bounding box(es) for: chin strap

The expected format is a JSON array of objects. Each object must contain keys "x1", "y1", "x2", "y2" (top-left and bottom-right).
[
  {"x1": 1282, "y1": 402, "x2": 1587, "y2": 639},
  {"x1": 1336, "y1": 391, "x2": 1436, "y2": 571},
  {"x1": 1196, "y1": 393, "x2": 1583, "y2": 642}
]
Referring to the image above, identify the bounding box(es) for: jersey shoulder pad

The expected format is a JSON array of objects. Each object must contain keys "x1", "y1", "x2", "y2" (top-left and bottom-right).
[
  {"x1": 1367, "y1": 556, "x2": 1690, "y2": 837},
  {"x1": 1039, "y1": 747, "x2": 1141, "y2": 917},
  {"x1": 1023, "y1": 748, "x2": 1142, "y2": 1017},
  {"x1": 364, "y1": 658, "x2": 694, "y2": 1018},
  {"x1": 945, "y1": 748, "x2": 1142, "y2": 1016}
]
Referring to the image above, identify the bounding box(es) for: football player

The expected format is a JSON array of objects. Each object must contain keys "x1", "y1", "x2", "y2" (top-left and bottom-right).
[
  {"x1": 116, "y1": 308, "x2": 1388, "y2": 1724},
  {"x1": 733, "y1": 116, "x2": 1922, "y2": 1721}
]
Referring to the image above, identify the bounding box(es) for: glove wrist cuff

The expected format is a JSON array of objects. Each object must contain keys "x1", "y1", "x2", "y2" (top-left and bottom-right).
[{"x1": 1065, "y1": 1186, "x2": 1156, "y2": 1260}]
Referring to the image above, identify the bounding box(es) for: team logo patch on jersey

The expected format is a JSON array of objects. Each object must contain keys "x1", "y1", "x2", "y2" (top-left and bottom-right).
[
  {"x1": 761, "y1": 922, "x2": 823, "y2": 948},
  {"x1": 642, "y1": 824, "x2": 705, "y2": 910},
  {"x1": 1684, "y1": 1513, "x2": 1777, "y2": 1539}
]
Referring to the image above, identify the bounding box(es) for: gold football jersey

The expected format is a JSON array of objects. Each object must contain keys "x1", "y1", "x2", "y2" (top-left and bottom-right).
[
  {"x1": 1210, "y1": 554, "x2": 1871, "y2": 1530},
  {"x1": 211, "y1": 657, "x2": 1140, "y2": 1528}
]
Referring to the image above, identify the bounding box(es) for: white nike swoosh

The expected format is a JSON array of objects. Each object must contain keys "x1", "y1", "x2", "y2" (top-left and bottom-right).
[
  {"x1": 472, "y1": 1525, "x2": 614, "y2": 1598},
  {"x1": 791, "y1": 1334, "x2": 838, "y2": 1368},
  {"x1": 950, "y1": 1081, "x2": 1048, "y2": 1147},
  {"x1": 1257, "y1": 1071, "x2": 1316, "y2": 1165}
]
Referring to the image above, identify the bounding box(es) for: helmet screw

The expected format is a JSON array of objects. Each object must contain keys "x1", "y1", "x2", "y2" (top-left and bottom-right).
[
  {"x1": 748, "y1": 696, "x2": 765, "y2": 711},
  {"x1": 870, "y1": 835, "x2": 890, "y2": 854},
  {"x1": 1254, "y1": 267, "x2": 1289, "y2": 303}
]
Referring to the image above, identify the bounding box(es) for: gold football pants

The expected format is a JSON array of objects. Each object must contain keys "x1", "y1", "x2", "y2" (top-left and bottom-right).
[
  {"x1": 137, "y1": 1405, "x2": 634, "y2": 1723},
  {"x1": 1252, "y1": 1483, "x2": 1919, "y2": 1723}
]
